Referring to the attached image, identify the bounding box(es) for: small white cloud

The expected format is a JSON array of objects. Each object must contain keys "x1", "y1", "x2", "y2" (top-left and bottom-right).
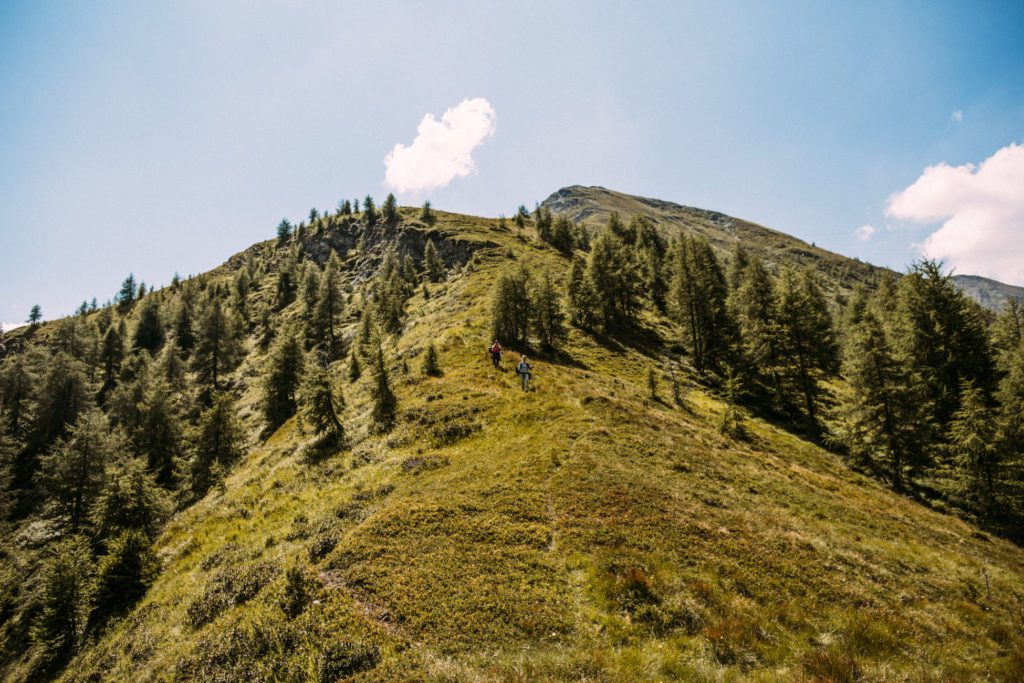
[
  {"x1": 951, "y1": 110, "x2": 963, "y2": 123},
  {"x1": 383, "y1": 98, "x2": 497, "y2": 194},
  {"x1": 886, "y1": 141, "x2": 1024, "y2": 285},
  {"x1": 853, "y1": 224, "x2": 877, "y2": 241},
  {"x1": 1, "y1": 322, "x2": 25, "y2": 333}
]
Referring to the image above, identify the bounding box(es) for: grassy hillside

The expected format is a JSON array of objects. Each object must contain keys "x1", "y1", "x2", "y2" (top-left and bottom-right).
[{"x1": 15, "y1": 207, "x2": 1016, "y2": 682}]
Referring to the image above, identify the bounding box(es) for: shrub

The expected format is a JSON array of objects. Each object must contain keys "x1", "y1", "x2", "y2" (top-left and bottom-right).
[
  {"x1": 186, "y1": 561, "x2": 279, "y2": 628},
  {"x1": 318, "y1": 642, "x2": 380, "y2": 682},
  {"x1": 801, "y1": 646, "x2": 861, "y2": 682}
]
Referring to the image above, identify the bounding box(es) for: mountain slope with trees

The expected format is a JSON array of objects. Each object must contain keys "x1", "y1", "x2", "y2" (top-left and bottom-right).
[{"x1": 0, "y1": 191, "x2": 1022, "y2": 681}]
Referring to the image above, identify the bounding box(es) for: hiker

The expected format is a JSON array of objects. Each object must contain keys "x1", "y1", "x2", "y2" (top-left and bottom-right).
[
  {"x1": 489, "y1": 340, "x2": 502, "y2": 368},
  {"x1": 517, "y1": 355, "x2": 533, "y2": 391}
]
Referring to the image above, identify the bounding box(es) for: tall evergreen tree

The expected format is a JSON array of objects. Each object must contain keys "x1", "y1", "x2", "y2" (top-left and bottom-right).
[
  {"x1": 567, "y1": 254, "x2": 599, "y2": 330},
  {"x1": 187, "y1": 391, "x2": 244, "y2": 499},
  {"x1": 491, "y1": 266, "x2": 532, "y2": 345},
  {"x1": 32, "y1": 353, "x2": 90, "y2": 458},
  {"x1": 588, "y1": 230, "x2": 639, "y2": 332},
  {"x1": 669, "y1": 236, "x2": 734, "y2": 374},
  {"x1": 841, "y1": 310, "x2": 931, "y2": 491},
  {"x1": 192, "y1": 298, "x2": 241, "y2": 395},
  {"x1": 276, "y1": 218, "x2": 292, "y2": 244},
  {"x1": 91, "y1": 452, "x2": 169, "y2": 542},
  {"x1": 135, "y1": 377, "x2": 183, "y2": 487},
  {"x1": 947, "y1": 380, "x2": 999, "y2": 514},
  {"x1": 533, "y1": 270, "x2": 568, "y2": 352},
  {"x1": 370, "y1": 346, "x2": 397, "y2": 432},
  {"x1": 263, "y1": 332, "x2": 304, "y2": 431},
  {"x1": 88, "y1": 529, "x2": 159, "y2": 632},
  {"x1": 730, "y1": 256, "x2": 780, "y2": 396},
  {"x1": 363, "y1": 195, "x2": 377, "y2": 227},
  {"x1": 420, "y1": 200, "x2": 435, "y2": 224},
  {"x1": 115, "y1": 274, "x2": 137, "y2": 308},
  {"x1": 300, "y1": 363, "x2": 344, "y2": 446},
  {"x1": 31, "y1": 536, "x2": 93, "y2": 673},
  {"x1": 382, "y1": 193, "x2": 399, "y2": 226},
  {"x1": 423, "y1": 240, "x2": 446, "y2": 282},
  {"x1": 132, "y1": 296, "x2": 164, "y2": 352},
  {"x1": 38, "y1": 409, "x2": 124, "y2": 532},
  {"x1": 310, "y1": 254, "x2": 345, "y2": 360},
  {"x1": 775, "y1": 268, "x2": 838, "y2": 428},
  {"x1": 27, "y1": 304, "x2": 43, "y2": 327}
]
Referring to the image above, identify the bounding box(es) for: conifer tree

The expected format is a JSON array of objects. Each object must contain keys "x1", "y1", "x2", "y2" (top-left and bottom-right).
[
  {"x1": 635, "y1": 216, "x2": 668, "y2": 312},
  {"x1": 948, "y1": 380, "x2": 999, "y2": 513},
  {"x1": 669, "y1": 236, "x2": 733, "y2": 374},
  {"x1": 276, "y1": 218, "x2": 292, "y2": 244},
  {"x1": 775, "y1": 268, "x2": 837, "y2": 428},
  {"x1": 548, "y1": 214, "x2": 576, "y2": 253},
  {"x1": 99, "y1": 324, "x2": 124, "y2": 398},
  {"x1": 275, "y1": 262, "x2": 297, "y2": 310},
  {"x1": 382, "y1": 193, "x2": 399, "y2": 226},
  {"x1": 187, "y1": 391, "x2": 244, "y2": 499},
  {"x1": 588, "y1": 230, "x2": 638, "y2": 332},
  {"x1": 116, "y1": 274, "x2": 137, "y2": 308},
  {"x1": 300, "y1": 363, "x2": 344, "y2": 446},
  {"x1": 311, "y1": 254, "x2": 345, "y2": 360},
  {"x1": 171, "y1": 299, "x2": 195, "y2": 352},
  {"x1": 363, "y1": 195, "x2": 377, "y2": 227},
  {"x1": 840, "y1": 310, "x2": 931, "y2": 491},
  {"x1": 533, "y1": 270, "x2": 567, "y2": 351},
  {"x1": 422, "y1": 342, "x2": 441, "y2": 377},
  {"x1": 421, "y1": 200, "x2": 435, "y2": 224},
  {"x1": 423, "y1": 240, "x2": 446, "y2": 282},
  {"x1": 339, "y1": 199, "x2": 352, "y2": 215},
  {"x1": 132, "y1": 296, "x2": 164, "y2": 352},
  {"x1": 262, "y1": 331, "x2": 304, "y2": 430},
  {"x1": 730, "y1": 256, "x2": 780, "y2": 395},
  {"x1": 91, "y1": 454, "x2": 169, "y2": 542},
  {"x1": 0, "y1": 354, "x2": 32, "y2": 439},
  {"x1": 136, "y1": 377, "x2": 183, "y2": 487},
  {"x1": 567, "y1": 254, "x2": 599, "y2": 330},
  {"x1": 31, "y1": 536, "x2": 93, "y2": 672},
  {"x1": 192, "y1": 297, "x2": 241, "y2": 395},
  {"x1": 27, "y1": 304, "x2": 43, "y2": 327},
  {"x1": 348, "y1": 349, "x2": 362, "y2": 383},
  {"x1": 88, "y1": 529, "x2": 159, "y2": 632},
  {"x1": 491, "y1": 266, "x2": 532, "y2": 344},
  {"x1": 533, "y1": 205, "x2": 553, "y2": 242},
  {"x1": 38, "y1": 409, "x2": 123, "y2": 532},
  {"x1": 370, "y1": 346, "x2": 396, "y2": 432},
  {"x1": 719, "y1": 368, "x2": 746, "y2": 438},
  {"x1": 301, "y1": 263, "x2": 321, "y2": 314},
  {"x1": 33, "y1": 352, "x2": 90, "y2": 456}
]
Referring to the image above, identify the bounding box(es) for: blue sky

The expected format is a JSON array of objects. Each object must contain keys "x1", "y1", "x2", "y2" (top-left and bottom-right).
[{"x1": 2, "y1": 1, "x2": 1024, "y2": 326}]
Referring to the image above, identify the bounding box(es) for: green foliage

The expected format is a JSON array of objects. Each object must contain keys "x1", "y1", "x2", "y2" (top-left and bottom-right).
[
  {"x1": 38, "y1": 409, "x2": 124, "y2": 532},
  {"x1": 948, "y1": 380, "x2": 999, "y2": 513},
  {"x1": 382, "y1": 192, "x2": 399, "y2": 227},
  {"x1": 276, "y1": 218, "x2": 292, "y2": 244},
  {"x1": 422, "y1": 342, "x2": 441, "y2": 377},
  {"x1": 115, "y1": 274, "x2": 137, "y2": 308},
  {"x1": 567, "y1": 253, "x2": 599, "y2": 330},
  {"x1": 263, "y1": 331, "x2": 305, "y2": 431},
  {"x1": 670, "y1": 236, "x2": 734, "y2": 374},
  {"x1": 27, "y1": 304, "x2": 43, "y2": 327},
  {"x1": 363, "y1": 195, "x2": 377, "y2": 227},
  {"x1": 370, "y1": 346, "x2": 396, "y2": 432},
  {"x1": 423, "y1": 239, "x2": 446, "y2": 282},
  {"x1": 132, "y1": 296, "x2": 164, "y2": 352},
  {"x1": 532, "y1": 269, "x2": 567, "y2": 351},
  {"x1": 187, "y1": 391, "x2": 244, "y2": 499},
  {"x1": 587, "y1": 226, "x2": 640, "y2": 332},
  {"x1": 192, "y1": 297, "x2": 242, "y2": 394},
  {"x1": 491, "y1": 265, "x2": 531, "y2": 345},
  {"x1": 279, "y1": 562, "x2": 318, "y2": 619},
  {"x1": 300, "y1": 362, "x2": 344, "y2": 445},
  {"x1": 420, "y1": 200, "x2": 435, "y2": 225},
  {"x1": 89, "y1": 530, "x2": 159, "y2": 631},
  {"x1": 31, "y1": 536, "x2": 93, "y2": 672},
  {"x1": 91, "y1": 454, "x2": 169, "y2": 542}
]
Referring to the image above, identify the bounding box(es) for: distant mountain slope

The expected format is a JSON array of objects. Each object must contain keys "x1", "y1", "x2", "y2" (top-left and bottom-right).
[
  {"x1": 542, "y1": 185, "x2": 894, "y2": 298},
  {"x1": 953, "y1": 274, "x2": 1024, "y2": 311}
]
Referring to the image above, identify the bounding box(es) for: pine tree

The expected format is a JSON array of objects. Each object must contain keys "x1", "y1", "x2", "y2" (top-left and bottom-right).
[
  {"x1": 192, "y1": 297, "x2": 241, "y2": 394},
  {"x1": 88, "y1": 530, "x2": 159, "y2": 632},
  {"x1": 38, "y1": 409, "x2": 124, "y2": 532},
  {"x1": 300, "y1": 363, "x2": 344, "y2": 446},
  {"x1": 422, "y1": 342, "x2": 441, "y2": 377},
  {"x1": 310, "y1": 254, "x2": 345, "y2": 360},
  {"x1": 948, "y1": 380, "x2": 999, "y2": 514},
  {"x1": 370, "y1": 346, "x2": 397, "y2": 432},
  {"x1": 533, "y1": 270, "x2": 567, "y2": 351},
  {"x1": 421, "y1": 200, "x2": 435, "y2": 224},
  {"x1": 171, "y1": 298, "x2": 195, "y2": 352},
  {"x1": 423, "y1": 240, "x2": 446, "y2": 282},
  {"x1": 339, "y1": 198, "x2": 352, "y2": 216},
  {"x1": 840, "y1": 310, "x2": 930, "y2": 490},
  {"x1": 719, "y1": 368, "x2": 746, "y2": 439},
  {"x1": 91, "y1": 453, "x2": 169, "y2": 542},
  {"x1": 263, "y1": 331, "x2": 305, "y2": 430},
  {"x1": 276, "y1": 218, "x2": 292, "y2": 244},
  {"x1": 730, "y1": 256, "x2": 780, "y2": 397},
  {"x1": 132, "y1": 296, "x2": 164, "y2": 352},
  {"x1": 363, "y1": 195, "x2": 377, "y2": 227},
  {"x1": 548, "y1": 214, "x2": 576, "y2": 253},
  {"x1": 635, "y1": 216, "x2": 668, "y2": 312},
  {"x1": 31, "y1": 536, "x2": 93, "y2": 672},
  {"x1": 775, "y1": 268, "x2": 838, "y2": 429},
  {"x1": 348, "y1": 349, "x2": 362, "y2": 383},
  {"x1": 669, "y1": 236, "x2": 734, "y2": 374},
  {"x1": 491, "y1": 266, "x2": 532, "y2": 345},
  {"x1": 187, "y1": 391, "x2": 244, "y2": 499},
  {"x1": 587, "y1": 230, "x2": 639, "y2": 332},
  {"x1": 1, "y1": 353, "x2": 33, "y2": 439},
  {"x1": 116, "y1": 274, "x2": 137, "y2": 308},
  {"x1": 301, "y1": 264, "x2": 321, "y2": 314},
  {"x1": 567, "y1": 254, "x2": 599, "y2": 330},
  {"x1": 382, "y1": 193, "x2": 399, "y2": 226},
  {"x1": 33, "y1": 352, "x2": 90, "y2": 457},
  {"x1": 27, "y1": 304, "x2": 43, "y2": 327},
  {"x1": 275, "y1": 262, "x2": 296, "y2": 310},
  {"x1": 136, "y1": 377, "x2": 183, "y2": 487}
]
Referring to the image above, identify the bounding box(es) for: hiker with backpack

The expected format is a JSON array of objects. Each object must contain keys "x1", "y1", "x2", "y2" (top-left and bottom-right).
[
  {"x1": 516, "y1": 355, "x2": 533, "y2": 391},
  {"x1": 489, "y1": 341, "x2": 502, "y2": 368}
]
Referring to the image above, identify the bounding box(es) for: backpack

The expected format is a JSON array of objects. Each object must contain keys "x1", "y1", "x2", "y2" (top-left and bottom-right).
[{"x1": 490, "y1": 344, "x2": 500, "y2": 355}]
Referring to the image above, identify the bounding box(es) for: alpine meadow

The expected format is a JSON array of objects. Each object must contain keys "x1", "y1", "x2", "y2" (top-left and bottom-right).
[{"x1": 0, "y1": 186, "x2": 1023, "y2": 681}]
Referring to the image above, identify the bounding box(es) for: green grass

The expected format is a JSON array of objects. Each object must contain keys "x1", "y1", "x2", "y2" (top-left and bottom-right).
[{"x1": 46, "y1": 209, "x2": 1024, "y2": 681}]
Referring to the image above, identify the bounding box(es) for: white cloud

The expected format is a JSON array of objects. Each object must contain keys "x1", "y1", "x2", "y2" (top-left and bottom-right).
[
  {"x1": 853, "y1": 224, "x2": 877, "y2": 241},
  {"x1": 886, "y1": 141, "x2": 1024, "y2": 286},
  {"x1": 951, "y1": 110, "x2": 963, "y2": 123},
  {"x1": 1, "y1": 322, "x2": 25, "y2": 333},
  {"x1": 383, "y1": 98, "x2": 497, "y2": 194}
]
